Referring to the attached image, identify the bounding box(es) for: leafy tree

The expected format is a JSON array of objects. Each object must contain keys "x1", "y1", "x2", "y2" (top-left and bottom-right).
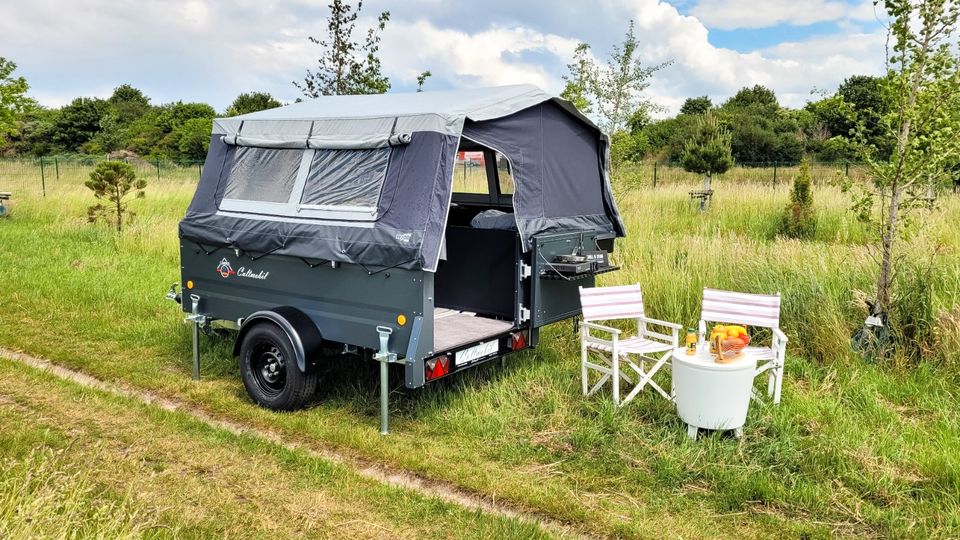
[
  {"x1": 680, "y1": 96, "x2": 712, "y2": 115},
  {"x1": 173, "y1": 117, "x2": 214, "y2": 160},
  {"x1": 680, "y1": 113, "x2": 733, "y2": 209},
  {"x1": 779, "y1": 158, "x2": 816, "y2": 238},
  {"x1": 838, "y1": 75, "x2": 893, "y2": 157},
  {"x1": 589, "y1": 21, "x2": 668, "y2": 133},
  {"x1": 294, "y1": 0, "x2": 391, "y2": 97},
  {"x1": 53, "y1": 97, "x2": 109, "y2": 151},
  {"x1": 9, "y1": 106, "x2": 58, "y2": 156},
  {"x1": 560, "y1": 43, "x2": 593, "y2": 113},
  {"x1": 85, "y1": 161, "x2": 146, "y2": 233},
  {"x1": 724, "y1": 85, "x2": 778, "y2": 109},
  {"x1": 108, "y1": 84, "x2": 151, "y2": 124},
  {"x1": 843, "y1": 0, "x2": 960, "y2": 356},
  {"x1": 416, "y1": 70, "x2": 432, "y2": 92},
  {"x1": 0, "y1": 57, "x2": 31, "y2": 138},
  {"x1": 225, "y1": 92, "x2": 281, "y2": 116}
]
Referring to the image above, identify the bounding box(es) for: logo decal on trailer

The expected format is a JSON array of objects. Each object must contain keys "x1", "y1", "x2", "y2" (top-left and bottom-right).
[
  {"x1": 217, "y1": 258, "x2": 236, "y2": 278},
  {"x1": 216, "y1": 257, "x2": 270, "y2": 280}
]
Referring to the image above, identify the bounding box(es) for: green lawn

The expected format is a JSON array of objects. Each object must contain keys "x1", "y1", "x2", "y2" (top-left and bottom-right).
[
  {"x1": 0, "y1": 360, "x2": 544, "y2": 539},
  {"x1": 0, "y1": 174, "x2": 958, "y2": 538}
]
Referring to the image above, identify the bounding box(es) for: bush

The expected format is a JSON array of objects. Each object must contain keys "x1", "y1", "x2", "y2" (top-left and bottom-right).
[{"x1": 779, "y1": 158, "x2": 816, "y2": 238}]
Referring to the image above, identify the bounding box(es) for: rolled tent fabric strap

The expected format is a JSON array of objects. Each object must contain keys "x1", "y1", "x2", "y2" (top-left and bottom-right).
[
  {"x1": 306, "y1": 133, "x2": 411, "y2": 150},
  {"x1": 220, "y1": 135, "x2": 308, "y2": 148},
  {"x1": 220, "y1": 133, "x2": 412, "y2": 150}
]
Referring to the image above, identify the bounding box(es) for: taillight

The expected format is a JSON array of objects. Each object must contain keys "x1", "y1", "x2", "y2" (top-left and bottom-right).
[
  {"x1": 511, "y1": 331, "x2": 527, "y2": 350},
  {"x1": 425, "y1": 355, "x2": 450, "y2": 381}
]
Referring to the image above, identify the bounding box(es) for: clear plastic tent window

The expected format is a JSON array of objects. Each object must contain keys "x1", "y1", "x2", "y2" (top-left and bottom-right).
[
  {"x1": 300, "y1": 148, "x2": 390, "y2": 209},
  {"x1": 224, "y1": 147, "x2": 302, "y2": 203}
]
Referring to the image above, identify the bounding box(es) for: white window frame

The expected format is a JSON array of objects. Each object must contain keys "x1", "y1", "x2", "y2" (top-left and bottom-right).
[{"x1": 218, "y1": 147, "x2": 386, "y2": 222}]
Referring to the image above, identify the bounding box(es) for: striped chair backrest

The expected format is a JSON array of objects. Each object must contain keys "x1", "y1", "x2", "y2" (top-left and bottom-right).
[
  {"x1": 579, "y1": 284, "x2": 645, "y2": 322},
  {"x1": 701, "y1": 288, "x2": 781, "y2": 329}
]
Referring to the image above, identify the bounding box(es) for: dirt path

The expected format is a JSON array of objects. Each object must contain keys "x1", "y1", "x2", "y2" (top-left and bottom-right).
[{"x1": 0, "y1": 346, "x2": 589, "y2": 539}]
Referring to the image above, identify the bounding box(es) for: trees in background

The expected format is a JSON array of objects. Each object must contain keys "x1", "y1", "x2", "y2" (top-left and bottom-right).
[
  {"x1": 225, "y1": 92, "x2": 281, "y2": 117},
  {"x1": 680, "y1": 96, "x2": 712, "y2": 115},
  {"x1": 0, "y1": 57, "x2": 31, "y2": 139},
  {"x1": 53, "y1": 97, "x2": 109, "y2": 152},
  {"x1": 294, "y1": 0, "x2": 391, "y2": 97}
]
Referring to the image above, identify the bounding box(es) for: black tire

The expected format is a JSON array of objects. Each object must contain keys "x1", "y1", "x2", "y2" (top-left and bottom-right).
[{"x1": 238, "y1": 322, "x2": 318, "y2": 411}]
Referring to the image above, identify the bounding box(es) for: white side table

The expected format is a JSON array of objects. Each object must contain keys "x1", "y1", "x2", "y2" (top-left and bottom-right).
[{"x1": 671, "y1": 347, "x2": 758, "y2": 440}]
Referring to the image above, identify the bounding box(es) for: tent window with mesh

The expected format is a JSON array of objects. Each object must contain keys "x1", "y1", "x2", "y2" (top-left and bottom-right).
[
  {"x1": 223, "y1": 147, "x2": 302, "y2": 204},
  {"x1": 300, "y1": 147, "x2": 390, "y2": 211}
]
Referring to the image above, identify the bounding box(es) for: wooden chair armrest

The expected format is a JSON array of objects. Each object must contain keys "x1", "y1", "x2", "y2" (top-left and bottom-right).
[
  {"x1": 582, "y1": 321, "x2": 621, "y2": 335},
  {"x1": 773, "y1": 328, "x2": 789, "y2": 343}
]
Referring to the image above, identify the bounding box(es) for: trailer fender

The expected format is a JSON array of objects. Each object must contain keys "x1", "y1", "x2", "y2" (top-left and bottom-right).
[{"x1": 233, "y1": 307, "x2": 324, "y2": 373}]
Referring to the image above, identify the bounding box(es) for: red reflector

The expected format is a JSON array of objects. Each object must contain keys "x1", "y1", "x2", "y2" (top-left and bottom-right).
[
  {"x1": 425, "y1": 355, "x2": 450, "y2": 381},
  {"x1": 511, "y1": 332, "x2": 527, "y2": 350}
]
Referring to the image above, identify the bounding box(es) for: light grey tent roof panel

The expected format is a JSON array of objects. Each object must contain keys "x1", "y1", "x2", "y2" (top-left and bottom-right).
[{"x1": 212, "y1": 84, "x2": 602, "y2": 140}]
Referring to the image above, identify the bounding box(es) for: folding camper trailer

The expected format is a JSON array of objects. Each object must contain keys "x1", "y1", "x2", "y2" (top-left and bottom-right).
[{"x1": 171, "y1": 85, "x2": 625, "y2": 432}]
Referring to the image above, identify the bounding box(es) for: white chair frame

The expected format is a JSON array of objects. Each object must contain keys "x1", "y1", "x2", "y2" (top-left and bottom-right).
[
  {"x1": 697, "y1": 288, "x2": 789, "y2": 404},
  {"x1": 579, "y1": 284, "x2": 682, "y2": 406}
]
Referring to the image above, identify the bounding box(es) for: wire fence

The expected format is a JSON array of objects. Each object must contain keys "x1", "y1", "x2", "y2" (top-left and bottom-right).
[
  {"x1": 2, "y1": 156, "x2": 957, "y2": 198},
  {"x1": 0, "y1": 157, "x2": 205, "y2": 196},
  {"x1": 612, "y1": 160, "x2": 874, "y2": 189}
]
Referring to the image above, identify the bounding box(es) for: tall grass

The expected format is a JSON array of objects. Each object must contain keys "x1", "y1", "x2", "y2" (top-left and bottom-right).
[
  {"x1": 0, "y1": 448, "x2": 157, "y2": 539},
  {"x1": 0, "y1": 164, "x2": 959, "y2": 537}
]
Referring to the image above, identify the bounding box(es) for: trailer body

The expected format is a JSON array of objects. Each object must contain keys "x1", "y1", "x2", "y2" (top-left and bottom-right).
[{"x1": 173, "y1": 85, "x2": 625, "y2": 425}]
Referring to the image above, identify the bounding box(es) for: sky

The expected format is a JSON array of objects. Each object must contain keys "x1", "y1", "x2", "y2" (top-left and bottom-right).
[{"x1": 0, "y1": 0, "x2": 889, "y2": 116}]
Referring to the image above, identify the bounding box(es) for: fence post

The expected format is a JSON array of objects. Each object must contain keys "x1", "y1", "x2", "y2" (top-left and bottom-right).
[
  {"x1": 845, "y1": 162, "x2": 850, "y2": 177},
  {"x1": 55, "y1": 157, "x2": 59, "y2": 180},
  {"x1": 772, "y1": 161, "x2": 778, "y2": 189},
  {"x1": 197, "y1": 162, "x2": 202, "y2": 181},
  {"x1": 39, "y1": 158, "x2": 46, "y2": 197},
  {"x1": 653, "y1": 161, "x2": 658, "y2": 188}
]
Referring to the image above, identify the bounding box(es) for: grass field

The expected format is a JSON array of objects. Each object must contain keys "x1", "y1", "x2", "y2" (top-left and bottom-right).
[{"x1": 1, "y1": 164, "x2": 959, "y2": 538}]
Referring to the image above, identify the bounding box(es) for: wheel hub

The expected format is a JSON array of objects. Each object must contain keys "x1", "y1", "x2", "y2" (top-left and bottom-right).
[{"x1": 259, "y1": 346, "x2": 284, "y2": 384}]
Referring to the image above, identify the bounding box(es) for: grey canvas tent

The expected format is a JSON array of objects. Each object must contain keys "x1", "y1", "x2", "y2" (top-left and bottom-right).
[
  {"x1": 174, "y1": 85, "x2": 628, "y2": 427},
  {"x1": 180, "y1": 84, "x2": 625, "y2": 272}
]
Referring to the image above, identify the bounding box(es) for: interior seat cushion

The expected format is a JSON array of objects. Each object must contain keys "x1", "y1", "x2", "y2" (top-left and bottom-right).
[{"x1": 470, "y1": 209, "x2": 517, "y2": 230}]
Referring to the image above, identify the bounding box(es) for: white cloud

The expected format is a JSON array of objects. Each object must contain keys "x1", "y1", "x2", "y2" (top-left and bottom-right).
[
  {"x1": 379, "y1": 21, "x2": 580, "y2": 90},
  {"x1": 0, "y1": 0, "x2": 887, "y2": 117},
  {"x1": 690, "y1": 0, "x2": 879, "y2": 30}
]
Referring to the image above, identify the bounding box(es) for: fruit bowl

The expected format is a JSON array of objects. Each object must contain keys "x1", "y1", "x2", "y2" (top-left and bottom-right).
[{"x1": 710, "y1": 325, "x2": 751, "y2": 364}]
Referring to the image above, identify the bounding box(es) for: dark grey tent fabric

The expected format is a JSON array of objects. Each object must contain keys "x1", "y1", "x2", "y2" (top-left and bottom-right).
[
  {"x1": 462, "y1": 101, "x2": 625, "y2": 249},
  {"x1": 181, "y1": 132, "x2": 454, "y2": 270},
  {"x1": 179, "y1": 85, "x2": 624, "y2": 272}
]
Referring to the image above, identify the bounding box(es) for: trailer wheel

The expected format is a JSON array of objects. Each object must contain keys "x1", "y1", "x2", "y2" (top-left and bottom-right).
[{"x1": 238, "y1": 322, "x2": 318, "y2": 411}]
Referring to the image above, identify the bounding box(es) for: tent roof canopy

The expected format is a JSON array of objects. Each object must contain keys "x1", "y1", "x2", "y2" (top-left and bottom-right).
[
  {"x1": 182, "y1": 85, "x2": 623, "y2": 273},
  {"x1": 213, "y1": 84, "x2": 602, "y2": 140}
]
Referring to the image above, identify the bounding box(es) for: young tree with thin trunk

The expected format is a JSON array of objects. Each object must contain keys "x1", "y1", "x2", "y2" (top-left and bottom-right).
[
  {"x1": 589, "y1": 21, "x2": 668, "y2": 133},
  {"x1": 294, "y1": 0, "x2": 391, "y2": 97},
  {"x1": 680, "y1": 113, "x2": 733, "y2": 210},
  {"x1": 416, "y1": 70, "x2": 432, "y2": 92},
  {"x1": 560, "y1": 43, "x2": 593, "y2": 113},
  {"x1": 85, "y1": 161, "x2": 146, "y2": 234},
  {"x1": 844, "y1": 0, "x2": 960, "y2": 354}
]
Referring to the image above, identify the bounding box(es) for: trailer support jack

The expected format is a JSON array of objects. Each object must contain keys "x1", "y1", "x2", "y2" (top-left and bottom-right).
[
  {"x1": 373, "y1": 326, "x2": 397, "y2": 435},
  {"x1": 186, "y1": 293, "x2": 207, "y2": 381}
]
